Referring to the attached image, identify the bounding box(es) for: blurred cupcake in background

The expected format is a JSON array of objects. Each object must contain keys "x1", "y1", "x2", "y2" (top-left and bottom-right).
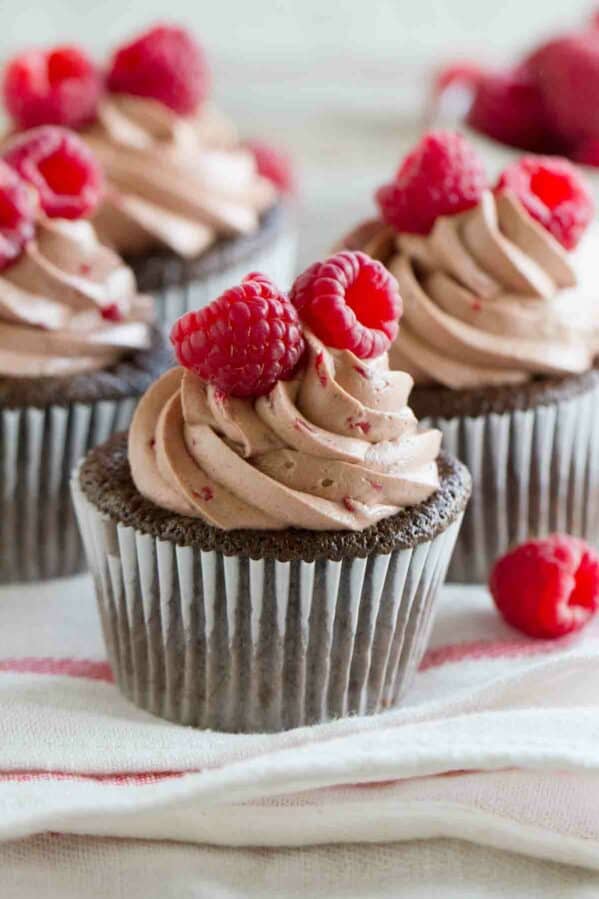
[
  {"x1": 72, "y1": 255, "x2": 470, "y2": 732},
  {"x1": 338, "y1": 130, "x2": 599, "y2": 583},
  {"x1": 0, "y1": 126, "x2": 169, "y2": 583},
  {"x1": 1, "y1": 23, "x2": 297, "y2": 329},
  {"x1": 431, "y1": 7, "x2": 599, "y2": 203}
]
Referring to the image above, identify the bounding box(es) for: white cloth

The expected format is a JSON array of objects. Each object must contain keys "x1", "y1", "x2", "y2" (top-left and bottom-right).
[{"x1": 1, "y1": 574, "x2": 599, "y2": 879}]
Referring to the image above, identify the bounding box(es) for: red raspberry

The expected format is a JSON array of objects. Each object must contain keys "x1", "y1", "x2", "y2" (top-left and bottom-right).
[
  {"x1": 0, "y1": 160, "x2": 36, "y2": 272},
  {"x1": 495, "y1": 155, "x2": 594, "y2": 250},
  {"x1": 244, "y1": 140, "x2": 295, "y2": 195},
  {"x1": 466, "y1": 67, "x2": 551, "y2": 152},
  {"x1": 572, "y1": 137, "x2": 599, "y2": 168},
  {"x1": 376, "y1": 131, "x2": 487, "y2": 235},
  {"x1": 170, "y1": 273, "x2": 305, "y2": 398},
  {"x1": 2, "y1": 45, "x2": 102, "y2": 131},
  {"x1": 490, "y1": 535, "x2": 599, "y2": 639},
  {"x1": 3, "y1": 126, "x2": 103, "y2": 220},
  {"x1": 526, "y1": 34, "x2": 599, "y2": 143},
  {"x1": 106, "y1": 23, "x2": 209, "y2": 116},
  {"x1": 289, "y1": 251, "x2": 401, "y2": 359}
]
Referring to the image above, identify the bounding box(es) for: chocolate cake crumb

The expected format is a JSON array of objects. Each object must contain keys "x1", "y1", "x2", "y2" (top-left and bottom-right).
[{"x1": 78, "y1": 433, "x2": 471, "y2": 562}]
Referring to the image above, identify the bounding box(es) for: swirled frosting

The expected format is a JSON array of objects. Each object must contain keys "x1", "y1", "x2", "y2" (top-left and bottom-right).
[
  {"x1": 129, "y1": 331, "x2": 441, "y2": 531},
  {"x1": 0, "y1": 216, "x2": 153, "y2": 377},
  {"x1": 341, "y1": 191, "x2": 598, "y2": 389},
  {"x1": 83, "y1": 96, "x2": 277, "y2": 259}
]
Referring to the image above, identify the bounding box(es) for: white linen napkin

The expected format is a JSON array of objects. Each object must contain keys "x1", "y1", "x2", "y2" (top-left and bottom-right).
[{"x1": 0, "y1": 574, "x2": 598, "y2": 872}]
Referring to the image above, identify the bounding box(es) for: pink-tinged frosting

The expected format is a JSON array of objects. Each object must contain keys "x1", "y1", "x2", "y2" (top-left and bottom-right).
[
  {"x1": 342, "y1": 191, "x2": 598, "y2": 389},
  {"x1": 129, "y1": 331, "x2": 441, "y2": 531},
  {"x1": 0, "y1": 216, "x2": 153, "y2": 377},
  {"x1": 83, "y1": 96, "x2": 277, "y2": 259}
]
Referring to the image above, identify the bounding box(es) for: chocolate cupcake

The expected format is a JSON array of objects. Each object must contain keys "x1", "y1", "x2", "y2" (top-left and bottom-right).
[
  {"x1": 1, "y1": 27, "x2": 296, "y2": 332},
  {"x1": 72, "y1": 256, "x2": 470, "y2": 732},
  {"x1": 339, "y1": 131, "x2": 599, "y2": 583},
  {"x1": 0, "y1": 127, "x2": 169, "y2": 583}
]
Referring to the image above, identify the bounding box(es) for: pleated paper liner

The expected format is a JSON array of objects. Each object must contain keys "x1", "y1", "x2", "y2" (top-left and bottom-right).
[
  {"x1": 72, "y1": 466, "x2": 465, "y2": 733},
  {"x1": 130, "y1": 211, "x2": 297, "y2": 330},
  {"x1": 424, "y1": 377, "x2": 599, "y2": 584},
  {"x1": 1, "y1": 398, "x2": 136, "y2": 584}
]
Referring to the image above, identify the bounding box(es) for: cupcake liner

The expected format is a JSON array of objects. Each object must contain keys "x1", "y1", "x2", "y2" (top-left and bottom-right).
[
  {"x1": 72, "y1": 472, "x2": 462, "y2": 732},
  {"x1": 424, "y1": 380, "x2": 599, "y2": 584},
  {"x1": 148, "y1": 229, "x2": 297, "y2": 331},
  {"x1": 1, "y1": 397, "x2": 137, "y2": 584}
]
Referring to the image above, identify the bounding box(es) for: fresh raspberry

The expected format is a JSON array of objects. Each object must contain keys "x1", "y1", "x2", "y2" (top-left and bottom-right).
[
  {"x1": 495, "y1": 155, "x2": 594, "y2": 250},
  {"x1": 526, "y1": 34, "x2": 599, "y2": 143},
  {"x1": 2, "y1": 45, "x2": 102, "y2": 131},
  {"x1": 3, "y1": 126, "x2": 103, "y2": 220},
  {"x1": 0, "y1": 161, "x2": 36, "y2": 272},
  {"x1": 375, "y1": 131, "x2": 487, "y2": 235},
  {"x1": 170, "y1": 272, "x2": 305, "y2": 398},
  {"x1": 572, "y1": 137, "x2": 599, "y2": 168},
  {"x1": 244, "y1": 140, "x2": 295, "y2": 194},
  {"x1": 490, "y1": 535, "x2": 599, "y2": 639},
  {"x1": 289, "y1": 251, "x2": 401, "y2": 359},
  {"x1": 106, "y1": 23, "x2": 209, "y2": 116},
  {"x1": 466, "y1": 67, "x2": 551, "y2": 152}
]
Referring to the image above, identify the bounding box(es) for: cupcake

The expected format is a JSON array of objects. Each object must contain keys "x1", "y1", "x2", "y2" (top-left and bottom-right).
[
  {"x1": 72, "y1": 254, "x2": 470, "y2": 732},
  {"x1": 1, "y1": 25, "x2": 297, "y2": 330},
  {"x1": 339, "y1": 130, "x2": 599, "y2": 583},
  {"x1": 0, "y1": 126, "x2": 169, "y2": 584}
]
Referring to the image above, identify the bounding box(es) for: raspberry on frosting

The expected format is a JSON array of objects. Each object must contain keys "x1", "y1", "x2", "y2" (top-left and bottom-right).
[
  {"x1": 170, "y1": 272, "x2": 305, "y2": 398},
  {"x1": 526, "y1": 33, "x2": 599, "y2": 144},
  {"x1": 2, "y1": 45, "x2": 102, "y2": 130},
  {"x1": 290, "y1": 251, "x2": 402, "y2": 359},
  {"x1": 106, "y1": 23, "x2": 209, "y2": 116},
  {"x1": 0, "y1": 160, "x2": 36, "y2": 272},
  {"x1": 466, "y1": 67, "x2": 551, "y2": 153},
  {"x1": 244, "y1": 140, "x2": 295, "y2": 194},
  {"x1": 495, "y1": 155, "x2": 594, "y2": 250},
  {"x1": 490, "y1": 535, "x2": 599, "y2": 639},
  {"x1": 3, "y1": 126, "x2": 103, "y2": 220},
  {"x1": 376, "y1": 131, "x2": 487, "y2": 235}
]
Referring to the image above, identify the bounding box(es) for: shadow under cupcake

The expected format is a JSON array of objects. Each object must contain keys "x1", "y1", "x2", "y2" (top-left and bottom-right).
[
  {"x1": 0, "y1": 126, "x2": 170, "y2": 584},
  {"x1": 339, "y1": 131, "x2": 599, "y2": 584},
  {"x1": 72, "y1": 256, "x2": 470, "y2": 732}
]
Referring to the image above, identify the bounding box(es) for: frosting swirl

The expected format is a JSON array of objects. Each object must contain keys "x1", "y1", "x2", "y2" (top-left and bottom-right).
[
  {"x1": 0, "y1": 216, "x2": 153, "y2": 377},
  {"x1": 129, "y1": 332, "x2": 441, "y2": 531},
  {"x1": 341, "y1": 191, "x2": 598, "y2": 389},
  {"x1": 83, "y1": 96, "x2": 277, "y2": 259}
]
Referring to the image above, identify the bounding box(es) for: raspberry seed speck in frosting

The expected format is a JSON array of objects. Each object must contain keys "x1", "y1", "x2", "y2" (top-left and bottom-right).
[
  {"x1": 342, "y1": 132, "x2": 599, "y2": 390},
  {"x1": 0, "y1": 126, "x2": 154, "y2": 377},
  {"x1": 130, "y1": 256, "x2": 441, "y2": 531}
]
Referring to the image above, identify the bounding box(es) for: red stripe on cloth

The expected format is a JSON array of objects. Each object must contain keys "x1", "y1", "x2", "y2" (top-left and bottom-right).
[
  {"x1": 0, "y1": 769, "x2": 187, "y2": 785},
  {"x1": 0, "y1": 657, "x2": 114, "y2": 681},
  {"x1": 419, "y1": 636, "x2": 574, "y2": 671}
]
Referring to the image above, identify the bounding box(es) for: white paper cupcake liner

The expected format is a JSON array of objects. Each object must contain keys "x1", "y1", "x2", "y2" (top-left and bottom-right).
[
  {"x1": 72, "y1": 473, "x2": 462, "y2": 732},
  {"x1": 1, "y1": 398, "x2": 137, "y2": 584},
  {"x1": 150, "y1": 228, "x2": 297, "y2": 331},
  {"x1": 424, "y1": 381, "x2": 599, "y2": 584}
]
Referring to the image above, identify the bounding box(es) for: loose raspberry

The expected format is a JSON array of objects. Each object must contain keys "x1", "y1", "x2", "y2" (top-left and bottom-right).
[
  {"x1": 466, "y1": 67, "x2": 551, "y2": 152},
  {"x1": 2, "y1": 45, "x2": 102, "y2": 131},
  {"x1": 376, "y1": 131, "x2": 487, "y2": 235},
  {"x1": 490, "y1": 535, "x2": 599, "y2": 639},
  {"x1": 572, "y1": 137, "x2": 599, "y2": 168},
  {"x1": 0, "y1": 161, "x2": 36, "y2": 272},
  {"x1": 3, "y1": 126, "x2": 103, "y2": 220},
  {"x1": 495, "y1": 155, "x2": 594, "y2": 250},
  {"x1": 290, "y1": 251, "x2": 401, "y2": 359},
  {"x1": 106, "y1": 23, "x2": 209, "y2": 116},
  {"x1": 526, "y1": 34, "x2": 599, "y2": 143},
  {"x1": 170, "y1": 273, "x2": 305, "y2": 398},
  {"x1": 245, "y1": 140, "x2": 295, "y2": 194}
]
